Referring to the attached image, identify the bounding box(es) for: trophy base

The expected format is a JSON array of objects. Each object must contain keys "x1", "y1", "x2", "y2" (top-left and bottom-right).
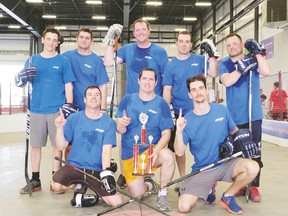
[{"x1": 132, "y1": 173, "x2": 154, "y2": 176}]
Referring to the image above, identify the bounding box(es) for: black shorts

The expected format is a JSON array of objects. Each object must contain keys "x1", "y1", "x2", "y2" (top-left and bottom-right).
[{"x1": 52, "y1": 165, "x2": 110, "y2": 197}]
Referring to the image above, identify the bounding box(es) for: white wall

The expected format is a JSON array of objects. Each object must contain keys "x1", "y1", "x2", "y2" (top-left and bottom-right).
[{"x1": 0, "y1": 114, "x2": 26, "y2": 133}]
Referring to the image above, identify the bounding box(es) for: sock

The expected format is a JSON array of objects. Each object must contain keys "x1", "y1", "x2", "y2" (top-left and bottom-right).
[
  {"x1": 32, "y1": 172, "x2": 40, "y2": 182},
  {"x1": 158, "y1": 189, "x2": 167, "y2": 197}
]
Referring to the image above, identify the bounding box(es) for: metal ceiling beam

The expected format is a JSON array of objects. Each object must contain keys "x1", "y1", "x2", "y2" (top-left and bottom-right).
[{"x1": 0, "y1": 3, "x2": 41, "y2": 37}]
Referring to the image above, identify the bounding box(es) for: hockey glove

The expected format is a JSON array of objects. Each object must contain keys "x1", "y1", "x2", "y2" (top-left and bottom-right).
[
  {"x1": 169, "y1": 104, "x2": 176, "y2": 125},
  {"x1": 233, "y1": 129, "x2": 260, "y2": 159},
  {"x1": 15, "y1": 67, "x2": 37, "y2": 87},
  {"x1": 219, "y1": 135, "x2": 234, "y2": 159},
  {"x1": 110, "y1": 159, "x2": 118, "y2": 173},
  {"x1": 103, "y1": 24, "x2": 123, "y2": 46},
  {"x1": 61, "y1": 103, "x2": 79, "y2": 119},
  {"x1": 100, "y1": 169, "x2": 116, "y2": 195},
  {"x1": 200, "y1": 39, "x2": 220, "y2": 58},
  {"x1": 235, "y1": 56, "x2": 258, "y2": 76},
  {"x1": 71, "y1": 193, "x2": 99, "y2": 208},
  {"x1": 244, "y1": 38, "x2": 266, "y2": 56}
]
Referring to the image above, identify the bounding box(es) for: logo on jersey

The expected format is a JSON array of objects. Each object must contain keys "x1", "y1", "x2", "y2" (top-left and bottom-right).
[
  {"x1": 145, "y1": 56, "x2": 152, "y2": 59},
  {"x1": 191, "y1": 63, "x2": 199, "y2": 66},
  {"x1": 84, "y1": 64, "x2": 92, "y2": 68},
  {"x1": 148, "y1": 109, "x2": 157, "y2": 114},
  {"x1": 95, "y1": 128, "x2": 104, "y2": 133},
  {"x1": 215, "y1": 117, "x2": 224, "y2": 122},
  {"x1": 53, "y1": 66, "x2": 60, "y2": 69}
]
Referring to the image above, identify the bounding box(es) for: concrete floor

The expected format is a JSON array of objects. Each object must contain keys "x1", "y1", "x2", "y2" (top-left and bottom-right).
[{"x1": 0, "y1": 132, "x2": 287, "y2": 216}]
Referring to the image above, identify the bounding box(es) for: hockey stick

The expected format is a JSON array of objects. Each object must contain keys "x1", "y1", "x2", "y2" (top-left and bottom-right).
[
  {"x1": 245, "y1": 50, "x2": 253, "y2": 203},
  {"x1": 24, "y1": 34, "x2": 34, "y2": 197},
  {"x1": 54, "y1": 157, "x2": 169, "y2": 216},
  {"x1": 109, "y1": 35, "x2": 119, "y2": 118},
  {"x1": 159, "y1": 151, "x2": 243, "y2": 190}
]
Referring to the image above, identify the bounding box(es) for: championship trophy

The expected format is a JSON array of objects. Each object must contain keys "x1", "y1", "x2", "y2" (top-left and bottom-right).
[{"x1": 132, "y1": 113, "x2": 154, "y2": 176}]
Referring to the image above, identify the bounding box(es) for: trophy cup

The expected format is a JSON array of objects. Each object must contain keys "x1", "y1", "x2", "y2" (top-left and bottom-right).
[{"x1": 132, "y1": 113, "x2": 154, "y2": 176}]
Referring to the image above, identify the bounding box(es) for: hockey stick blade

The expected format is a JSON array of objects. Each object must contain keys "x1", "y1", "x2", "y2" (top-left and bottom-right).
[
  {"x1": 160, "y1": 151, "x2": 243, "y2": 190},
  {"x1": 54, "y1": 157, "x2": 169, "y2": 216}
]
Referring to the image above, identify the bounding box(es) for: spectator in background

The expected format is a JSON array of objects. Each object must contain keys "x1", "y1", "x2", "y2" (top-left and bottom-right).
[{"x1": 268, "y1": 81, "x2": 288, "y2": 120}]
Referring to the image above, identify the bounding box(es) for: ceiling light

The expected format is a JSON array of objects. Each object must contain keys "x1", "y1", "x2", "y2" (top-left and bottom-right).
[
  {"x1": 26, "y1": 0, "x2": 44, "y2": 3},
  {"x1": 86, "y1": 1, "x2": 102, "y2": 4},
  {"x1": 175, "y1": 28, "x2": 187, "y2": 32},
  {"x1": 195, "y1": 1, "x2": 212, "y2": 6},
  {"x1": 54, "y1": 26, "x2": 67, "y2": 30},
  {"x1": 183, "y1": 17, "x2": 197, "y2": 21},
  {"x1": 96, "y1": 26, "x2": 108, "y2": 30},
  {"x1": 146, "y1": 1, "x2": 162, "y2": 6},
  {"x1": 8, "y1": 25, "x2": 21, "y2": 29},
  {"x1": 142, "y1": 17, "x2": 157, "y2": 21},
  {"x1": 92, "y1": 16, "x2": 106, "y2": 20},
  {"x1": 42, "y1": 14, "x2": 57, "y2": 19}
]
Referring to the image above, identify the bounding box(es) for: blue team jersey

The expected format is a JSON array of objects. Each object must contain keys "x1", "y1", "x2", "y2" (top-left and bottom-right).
[
  {"x1": 117, "y1": 43, "x2": 168, "y2": 96},
  {"x1": 63, "y1": 50, "x2": 109, "y2": 110},
  {"x1": 182, "y1": 103, "x2": 236, "y2": 172},
  {"x1": 162, "y1": 54, "x2": 206, "y2": 115},
  {"x1": 116, "y1": 93, "x2": 173, "y2": 160},
  {"x1": 219, "y1": 56, "x2": 263, "y2": 125},
  {"x1": 25, "y1": 54, "x2": 75, "y2": 114},
  {"x1": 65, "y1": 111, "x2": 116, "y2": 172}
]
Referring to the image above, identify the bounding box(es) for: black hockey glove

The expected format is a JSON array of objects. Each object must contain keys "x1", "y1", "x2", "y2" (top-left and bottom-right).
[
  {"x1": 110, "y1": 159, "x2": 118, "y2": 173},
  {"x1": 235, "y1": 56, "x2": 258, "y2": 76},
  {"x1": 71, "y1": 193, "x2": 99, "y2": 208},
  {"x1": 219, "y1": 135, "x2": 234, "y2": 159},
  {"x1": 233, "y1": 129, "x2": 260, "y2": 159},
  {"x1": 200, "y1": 39, "x2": 220, "y2": 58},
  {"x1": 100, "y1": 169, "x2": 116, "y2": 195},
  {"x1": 61, "y1": 103, "x2": 79, "y2": 119},
  {"x1": 15, "y1": 67, "x2": 37, "y2": 87},
  {"x1": 244, "y1": 38, "x2": 266, "y2": 56}
]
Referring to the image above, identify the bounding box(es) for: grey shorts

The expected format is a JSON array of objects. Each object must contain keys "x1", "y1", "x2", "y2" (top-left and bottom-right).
[
  {"x1": 179, "y1": 158, "x2": 241, "y2": 200},
  {"x1": 30, "y1": 112, "x2": 58, "y2": 148}
]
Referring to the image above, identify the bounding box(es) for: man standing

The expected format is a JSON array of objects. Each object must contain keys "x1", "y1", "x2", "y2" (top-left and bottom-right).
[
  {"x1": 104, "y1": 19, "x2": 168, "y2": 96},
  {"x1": 175, "y1": 74, "x2": 259, "y2": 215},
  {"x1": 51, "y1": 86, "x2": 123, "y2": 207},
  {"x1": 219, "y1": 33, "x2": 270, "y2": 202},
  {"x1": 63, "y1": 28, "x2": 109, "y2": 112},
  {"x1": 162, "y1": 31, "x2": 219, "y2": 190},
  {"x1": 268, "y1": 81, "x2": 288, "y2": 120},
  {"x1": 17, "y1": 27, "x2": 75, "y2": 194},
  {"x1": 116, "y1": 68, "x2": 174, "y2": 212}
]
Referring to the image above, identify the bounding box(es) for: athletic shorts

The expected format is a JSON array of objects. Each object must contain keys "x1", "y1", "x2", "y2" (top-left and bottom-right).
[
  {"x1": 179, "y1": 158, "x2": 241, "y2": 200},
  {"x1": 52, "y1": 165, "x2": 111, "y2": 197},
  {"x1": 122, "y1": 147, "x2": 158, "y2": 184},
  {"x1": 30, "y1": 112, "x2": 58, "y2": 148}
]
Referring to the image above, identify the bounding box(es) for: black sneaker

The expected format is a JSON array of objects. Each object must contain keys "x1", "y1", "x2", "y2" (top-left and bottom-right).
[
  {"x1": 19, "y1": 180, "x2": 41, "y2": 194},
  {"x1": 117, "y1": 174, "x2": 127, "y2": 189}
]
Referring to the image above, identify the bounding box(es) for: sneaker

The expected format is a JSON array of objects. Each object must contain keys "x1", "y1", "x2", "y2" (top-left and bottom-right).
[
  {"x1": 174, "y1": 182, "x2": 181, "y2": 192},
  {"x1": 157, "y1": 195, "x2": 171, "y2": 212},
  {"x1": 19, "y1": 180, "x2": 42, "y2": 194},
  {"x1": 250, "y1": 186, "x2": 261, "y2": 202},
  {"x1": 206, "y1": 183, "x2": 217, "y2": 204},
  {"x1": 144, "y1": 176, "x2": 160, "y2": 193},
  {"x1": 219, "y1": 193, "x2": 243, "y2": 215},
  {"x1": 234, "y1": 187, "x2": 246, "y2": 197},
  {"x1": 117, "y1": 174, "x2": 127, "y2": 189}
]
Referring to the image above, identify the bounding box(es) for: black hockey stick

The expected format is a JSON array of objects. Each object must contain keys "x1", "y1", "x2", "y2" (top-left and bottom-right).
[
  {"x1": 54, "y1": 157, "x2": 169, "y2": 216},
  {"x1": 24, "y1": 35, "x2": 34, "y2": 197},
  {"x1": 109, "y1": 35, "x2": 119, "y2": 118},
  {"x1": 159, "y1": 151, "x2": 243, "y2": 190}
]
